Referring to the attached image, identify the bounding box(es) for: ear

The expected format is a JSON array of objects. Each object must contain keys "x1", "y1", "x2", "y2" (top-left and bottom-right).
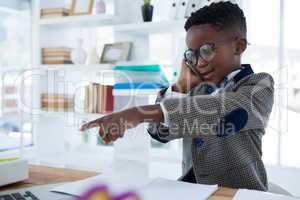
[{"x1": 234, "y1": 38, "x2": 247, "y2": 55}]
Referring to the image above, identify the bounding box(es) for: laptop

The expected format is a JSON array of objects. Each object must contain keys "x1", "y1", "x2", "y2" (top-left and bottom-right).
[{"x1": 0, "y1": 183, "x2": 74, "y2": 200}]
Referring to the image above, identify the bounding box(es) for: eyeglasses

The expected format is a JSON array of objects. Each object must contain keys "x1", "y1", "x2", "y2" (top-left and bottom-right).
[
  {"x1": 184, "y1": 43, "x2": 216, "y2": 69},
  {"x1": 184, "y1": 36, "x2": 241, "y2": 70}
]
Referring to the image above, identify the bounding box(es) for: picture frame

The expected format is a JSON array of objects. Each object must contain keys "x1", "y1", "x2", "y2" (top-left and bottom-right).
[
  {"x1": 100, "y1": 42, "x2": 132, "y2": 64},
  {"x1": 70, "y1": 0, "x2": 94, "y2": 16}
]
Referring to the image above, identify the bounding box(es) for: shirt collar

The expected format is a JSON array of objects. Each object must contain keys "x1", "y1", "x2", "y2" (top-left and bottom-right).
[
  {"x1": 218, "y1": 64, "x2": 254, "y2": 88},
  {"x1": 218, "y1": 68, "x2": 241, "y2": 88}
]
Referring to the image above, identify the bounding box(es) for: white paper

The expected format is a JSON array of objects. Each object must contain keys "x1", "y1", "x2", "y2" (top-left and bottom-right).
[
  {"x1": 52, "y1": 174, "x2": 218, "y2": 200},
  {"x1": 138, "y1": 178, "x2": 218, "y2": 200},
  {"x1": 51, "y1": 172, "x2": 154, "y2": 196},
  {"x1": 233, "y1": 189, "x2": 299, "y2": 200}
]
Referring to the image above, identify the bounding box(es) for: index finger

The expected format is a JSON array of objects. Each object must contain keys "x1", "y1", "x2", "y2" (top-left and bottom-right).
[{"x1": 80, "y1": 119, "x2": 101, "y2": 131}]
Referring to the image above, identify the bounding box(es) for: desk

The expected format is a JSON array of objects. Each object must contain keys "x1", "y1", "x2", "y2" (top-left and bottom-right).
[{"x1": 0, "y1": 165, "x2": 237, "y2": 200}]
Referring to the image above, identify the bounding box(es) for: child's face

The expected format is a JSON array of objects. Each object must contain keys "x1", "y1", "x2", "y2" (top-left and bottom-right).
[{"x1": 186, "y1": 24, "x2": 243, "y2": 85}]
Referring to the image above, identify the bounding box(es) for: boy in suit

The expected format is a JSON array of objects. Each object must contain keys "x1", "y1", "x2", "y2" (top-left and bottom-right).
[{"x1": 81, "y1": 1, "x2": 274, "y2": 191}]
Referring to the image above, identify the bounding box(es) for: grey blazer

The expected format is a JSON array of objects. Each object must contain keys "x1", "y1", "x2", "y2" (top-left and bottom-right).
[{"x1": 147, "y1": 65, "x2": 274, "y2": 191}]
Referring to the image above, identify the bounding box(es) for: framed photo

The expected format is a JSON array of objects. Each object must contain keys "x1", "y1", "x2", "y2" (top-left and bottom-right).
[
  {"x1": 70, "y1": 0, "x2": 94, "y2": 16},
  {"x1": 100, "y1": 42, "x2": 132, "y2": 64}
]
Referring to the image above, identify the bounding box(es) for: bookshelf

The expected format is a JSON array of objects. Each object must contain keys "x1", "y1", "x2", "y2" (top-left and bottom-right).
[{"x1": 30, "y1": 0, "x2": 185, "y2": 166}]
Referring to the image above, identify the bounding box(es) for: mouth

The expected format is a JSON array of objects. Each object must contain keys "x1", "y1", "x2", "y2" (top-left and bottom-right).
[{"x1": 200, "y1": 68, "x2": 215, "y2": 80}]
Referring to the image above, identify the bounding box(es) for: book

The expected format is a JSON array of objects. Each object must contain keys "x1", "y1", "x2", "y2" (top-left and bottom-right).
[
  {"x1": 87, "y1": 83, "x2": 98, "y2": 113},
  {"x1": 42, "y1": 60, "x2": 73, "y2": 65},
  {"x1": 42, "y1": 52, "x2": 71, "y2": 57},
  {"x1": 93, "y1": 83, "x2": 99, "y2": 113},
  {"x1": 41, "y1": 13, "x2": 69, "y2": 19},
  {"x1": 105, "y1": 85, "x2": 114, "y2": 113},
  {"x1": 84, "y1": 83, "x2": 114, "y2": 114},
  {"x1": 97, "y1": 84, "x2": 103, "y2": 113},
  {"x1": 42, "y1": 47, "x2": 72, "y2": 53},
  {"x1": 41, "y1": 102, "x2": 74, "y2": 109},
  {"x1": 4, "y1": 86, "x2": 16, "y2": 95},
  {"x1": 3, "y1": 99, "x2": 17, "y2": 108},
  {"x1": 42, "y1": 107, "x2": 74, "y2": 112},
  {"x1": 41, "y1": 93, "x2": 74, "y2": 111},
  {"x1": 42, "y1": 56, "x2": 71, "y2": 61},
  {"x1": 41, "y1": 93, "x2": 73, "y2": 99},
  {"x1": 41, "y1": 99, "x2": 74, "y2": 103},
  {"x1": 84, "y1": 86, "x2": 89, "y2": 113},
  {"x1": 41, "y1": 8, "x2": 69, "y2": 14}
]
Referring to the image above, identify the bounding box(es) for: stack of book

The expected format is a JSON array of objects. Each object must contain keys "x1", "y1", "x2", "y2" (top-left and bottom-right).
[
  {"x1": 40, "y1": 7, "x2": 69, "y2": 19},
  {"x1": 113, "y1": 64, "x2": 169, "y2": 86},
  {"x1": 84, "y1": 83, "x2": 114, "y2": 114},
  {"x1": 42, "y1": 47, "x2": 73, "y2": 65},
  {"x1": 41, "y1": 93, "x2": 74, "y2": 112},
  {"x1": 2, "y1": 85, "x2": 18, "y2": 114}
]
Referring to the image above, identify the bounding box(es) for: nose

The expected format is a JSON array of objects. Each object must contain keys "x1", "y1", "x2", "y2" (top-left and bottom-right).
[
  {"x1": 196, "y1": 59, "x2": 214, "y2": 75},
  {"x1": 197, "y1": 57, "x2": 209, "y2": 67}
]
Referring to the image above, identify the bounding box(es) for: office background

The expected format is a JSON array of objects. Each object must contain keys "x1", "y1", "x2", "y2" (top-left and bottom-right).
[{"x1": 0, "y1": 0, "x2": 299, "y2": 196}]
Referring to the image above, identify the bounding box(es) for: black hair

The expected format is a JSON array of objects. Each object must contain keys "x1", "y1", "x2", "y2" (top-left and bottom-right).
[{"x1": 184, "y1": 1, "x2": 247, "y2": 35}]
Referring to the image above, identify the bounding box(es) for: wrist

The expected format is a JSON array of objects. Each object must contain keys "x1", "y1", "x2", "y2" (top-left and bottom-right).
[
  {"x1": 173, "y1": 81, "x2": 188, "y2": 93},
  {"x1": 135, "y1": 104, "x2": 164, "y2": 124}
]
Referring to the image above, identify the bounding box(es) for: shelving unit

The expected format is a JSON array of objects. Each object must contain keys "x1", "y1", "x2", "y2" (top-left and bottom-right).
[{"x1": 30, "y1": 0, "x2": 185, "y2": 166}]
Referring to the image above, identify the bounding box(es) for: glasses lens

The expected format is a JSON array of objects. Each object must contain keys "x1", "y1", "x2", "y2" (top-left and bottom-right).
[
  {"x1": 199, "y1": 44, "x2": 215, "y2": 61},
  {"x1": 184, "y1": 50, "x2": 198, "y2": 67}
]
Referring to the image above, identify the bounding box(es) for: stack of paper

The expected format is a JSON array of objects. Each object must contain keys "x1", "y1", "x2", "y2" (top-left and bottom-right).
[
  {"x1": 52, "y1": 173, "x2": 218, "y2": 200},
  {"x1": 233, "y1": 189, "x2": 299, "y2": 200}
]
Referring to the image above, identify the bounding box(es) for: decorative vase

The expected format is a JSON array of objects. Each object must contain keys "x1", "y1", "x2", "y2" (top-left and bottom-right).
[
  {"x1": 95, "y1": 0, "x2": 106, "y2": 14},
  {"x1": 141, "y1": 4, "x2": 153, "y2": 22},
  {"x1": 71, "y1": 38, "x2": 87, "y2": 65}
]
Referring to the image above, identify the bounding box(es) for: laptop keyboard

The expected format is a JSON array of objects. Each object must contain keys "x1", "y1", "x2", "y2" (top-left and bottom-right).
[{"x1": 0, "y1": 191, "x2": 39, "y2": 200}]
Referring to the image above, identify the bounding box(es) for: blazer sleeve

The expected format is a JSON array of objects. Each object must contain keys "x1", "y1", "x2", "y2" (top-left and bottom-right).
[
  {"x1": 147, "y1": 83, "x2": 213, "y2": 143},
  {"x1": 158, "y1": 73, "x2": 274, "y2": 140},
  {"x1": 147, "y1": 87, "x2": 172, "y2": 143}
]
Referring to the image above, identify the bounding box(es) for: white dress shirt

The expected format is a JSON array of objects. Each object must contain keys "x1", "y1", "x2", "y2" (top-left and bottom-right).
[{"x1": 160, "y1": 69, "x2": 241, "y2": 126}]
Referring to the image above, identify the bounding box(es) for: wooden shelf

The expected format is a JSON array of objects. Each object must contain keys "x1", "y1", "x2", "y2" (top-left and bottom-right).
[
  {"x1": 114, "y1": 20, "x2": 186, "y2": 35},
  {"x1": 39, "y1": 14, "x2": 121, "y2": 29}
]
